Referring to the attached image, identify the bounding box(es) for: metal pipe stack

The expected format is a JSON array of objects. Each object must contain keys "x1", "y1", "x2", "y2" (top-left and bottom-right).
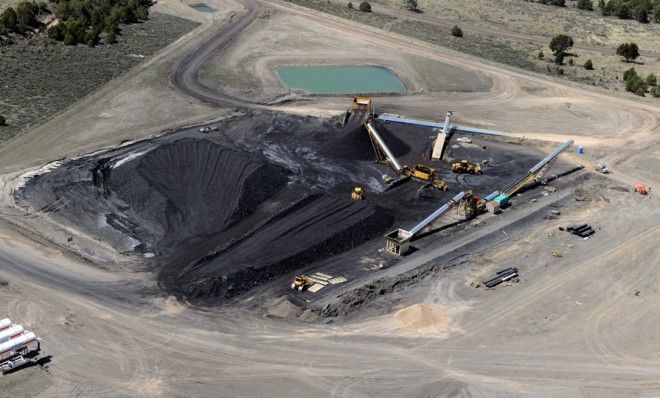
[{"x1": 483, "y1": 268, "x2": 519, "y2": 288}]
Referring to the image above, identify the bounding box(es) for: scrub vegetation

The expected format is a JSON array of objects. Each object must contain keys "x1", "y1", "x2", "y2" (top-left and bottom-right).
[{"x1": 0, "y1": 13, "x2": 199, "y2": 141}]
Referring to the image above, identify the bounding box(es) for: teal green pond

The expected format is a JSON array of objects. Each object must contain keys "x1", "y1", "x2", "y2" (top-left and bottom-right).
[
  {"x1": 276, "y1": 65, "x2": 405, "y2": 94},
  {"x1": 190, "y1": 4, "x2": 216, "y2": 13}
]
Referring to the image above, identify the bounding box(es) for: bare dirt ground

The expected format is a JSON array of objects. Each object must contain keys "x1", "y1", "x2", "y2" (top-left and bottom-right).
[
  {"x1": 294, "y1": 0, "x2": 660, "y2": 95},
  {"x1": 197, "y1": 10, "x2": 493, "y2": 102},
  {"x1": 0, "y1": 0, "x2": 659, "y2": 396}
]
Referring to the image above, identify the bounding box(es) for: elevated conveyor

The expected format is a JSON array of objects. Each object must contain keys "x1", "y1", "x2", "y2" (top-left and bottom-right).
[
  {"x1": 364, "y1": 119, "x2": 404, "y2": 174},
  {"x1": 376, "y1": 115, "x2": 511, "y2": 137},
  {"x1": 489, "y1": 139, "x2": 574, "y2": 211},
  {"x1": 385, "y1": 191, "x2": 465, "y2": 255}
]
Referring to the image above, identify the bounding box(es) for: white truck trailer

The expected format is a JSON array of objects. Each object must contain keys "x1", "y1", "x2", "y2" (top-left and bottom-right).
[{"x1": 0, "y1": 318, "x2": 42, "y2": 374}]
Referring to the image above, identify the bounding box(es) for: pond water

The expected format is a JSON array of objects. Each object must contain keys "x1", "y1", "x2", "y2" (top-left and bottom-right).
[
  {"x1": 190, "y1": 4, "x2": 216, "y2": 13},
  {"x1": 276, "y1": 65, "x2": 405, "y2": 94}
]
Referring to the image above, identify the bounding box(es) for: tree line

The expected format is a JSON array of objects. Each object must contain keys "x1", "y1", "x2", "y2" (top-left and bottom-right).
[
  {"x1": 0, "y1": 1, "x2": 45, "y2": 37},
  {"x1": 0, "y1": 0, "x2": 152, "y2": 47},
  {"x1": 598, "y1": 0, "x2": 660, "y2": 22}
]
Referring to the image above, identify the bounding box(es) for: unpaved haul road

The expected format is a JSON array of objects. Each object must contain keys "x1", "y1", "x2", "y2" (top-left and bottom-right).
[
  {"x1": 2, "y1": 0, "x2": 660, "y2": 395},
  {"x1": 2, "y1": 212, "x2": 660, "y2": 396}
]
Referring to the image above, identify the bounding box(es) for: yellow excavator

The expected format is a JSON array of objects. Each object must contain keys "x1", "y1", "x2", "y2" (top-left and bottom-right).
[{"x1": 451, "y1": 160, "x2": 482, "y2": 174}]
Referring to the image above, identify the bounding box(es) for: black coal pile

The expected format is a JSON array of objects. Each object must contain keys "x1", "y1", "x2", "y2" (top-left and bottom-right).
[
  {"x1": 20, "y1": 136, "x2": 289, "y2": 258},
  {"x1": 319, "y1": 118, "x2": 410, "y2": 161},
  {"x1": 108, "y1": 138, "x2": 288, "y2": 249},
  {"x1": 173, "y1": 193, "x2": 394, "y2": 302}
]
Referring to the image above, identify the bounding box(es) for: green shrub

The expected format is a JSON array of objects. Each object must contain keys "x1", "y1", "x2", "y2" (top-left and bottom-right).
[
  {"x1": 577, "y1": 0, "x2": 594, "y2": 10},
  {"x1": 451, "y1": 25, "x2": 463, "y2": 37},
  {"x1": 623, "y1": 67, "x2": 637, "y2": 82},
  {"x1": 584, "y1": 59, "x2": 594, "y2": 69},
  {"x1": 616, "y1": 42, "x2": 640, "y2": 62},
  {"x1": 359, "y1": 1, "x2": 371, "y2": 11},
  {"x1": 549, "y1": 34, "x2": 573, "y2": 56},
  {"x1": 651, "y1": 86, "x2": 660, "y2": 97}
]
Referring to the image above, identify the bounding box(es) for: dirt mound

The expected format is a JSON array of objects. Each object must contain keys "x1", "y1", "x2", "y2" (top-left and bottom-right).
[
  {"x1": 174, "y1": 193, "x2": 394, "y2": 302},
  {"x1": 109, "y1": 138, "x2": 288, "y2": 249},
  {"x1": 320, "y1": 119, "x2": 411, "y2": 161},
  {"x1": 394, "y1": 304, "x2": 453, "y2": 334}
]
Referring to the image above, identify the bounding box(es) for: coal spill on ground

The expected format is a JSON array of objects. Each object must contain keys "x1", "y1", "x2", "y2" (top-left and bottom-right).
[{"x1": 16, "y1": 110, "x2": 547, "y2": 304}]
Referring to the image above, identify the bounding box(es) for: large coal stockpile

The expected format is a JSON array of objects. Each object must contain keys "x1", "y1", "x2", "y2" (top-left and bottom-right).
[
  {"x1": 319, "y1": 118, "x2": 411, "y2": 161},
  {"x1": 108, "y1": 138, "x2": 289, "y2": 250},
  {"x1": 174, "y1": 193, "x2": 394, "y2": 302}
]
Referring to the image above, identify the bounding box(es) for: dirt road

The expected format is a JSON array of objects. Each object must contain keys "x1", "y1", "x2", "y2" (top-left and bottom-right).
[
  {"x1": 1, "y1": 0, "x2": 659, "y2": 395},
  {"x1": 2, "y1": 189, "x2": 659, "y2": 396}
]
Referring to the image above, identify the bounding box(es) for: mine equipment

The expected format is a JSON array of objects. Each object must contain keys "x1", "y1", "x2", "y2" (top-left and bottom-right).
[
  {"x1": 385, "y1": 192, "x2": 465, "y2": 255},
  {"x1": 486, "y1": 139, "x2": 574, "y2": 212},
  {"x1": 634, "y1": 183, "x2": 649, "y2": 195},
  {"x1": 451, "y1": 160, "x2": 482, "y2": 174},
  {"x1": 351, "y1": 186, "x2": 365, "y2": 201},
  {"x1": 375, "y1": 110, "x2": 510, "y2": 161},
  {"x1": 352, "y1": 96, "x2": 373, "y2": 113},
  {"x1": 460, "y1": 190, "x2": 482, "y2": 219},
  {"x1": 595, "y1": 163, "x2": 609, "y2": 174},
  {"x1": 364, "y1": 119, "x2": 448, "y2": 190},
  {"x1": 0, "y1": 318, "x2": 42, "y2": 375},
  {"x1": 291, "y1": 276, "x2": 313, "y2": 291},
  {"x1": 431, "y1": 178, "x2": 449, "y2": 191}
]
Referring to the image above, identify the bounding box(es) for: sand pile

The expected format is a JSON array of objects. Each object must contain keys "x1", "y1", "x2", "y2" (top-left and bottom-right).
[{"x1": 394, "y1": 304, "x2": 454, "y2": 334}]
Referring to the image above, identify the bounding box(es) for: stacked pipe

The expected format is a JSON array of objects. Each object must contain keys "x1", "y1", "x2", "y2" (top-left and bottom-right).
[
  {"x1": 567, "y1": 224, "x2": 595, "y2": 238},
  {"x1": 483, "y1": 268, "x2": 519, "y2": 288}
]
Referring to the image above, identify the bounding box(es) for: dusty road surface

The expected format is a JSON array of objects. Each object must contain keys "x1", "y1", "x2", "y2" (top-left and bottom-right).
[
  {"x1": 0, "y1": 0, "x2": 659, "y2": 396},
  {"x1": 1, "y1": 188, "x2": 659, "y2": 396}
]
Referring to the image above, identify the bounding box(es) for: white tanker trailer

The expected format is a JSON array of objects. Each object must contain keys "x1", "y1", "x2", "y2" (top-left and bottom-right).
[
  {"x1": 0, "y1": 318, "x2": 11, "y2": 331},
  {"x1": 0, "y1": 325, "x2": 24, "y2": 343},
  {"x1": 0, "y1": 318, "x2": 42, "y2": 375}
]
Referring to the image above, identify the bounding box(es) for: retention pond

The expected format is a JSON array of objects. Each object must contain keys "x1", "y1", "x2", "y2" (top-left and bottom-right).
[
  {"x1": 190, "y1": 3, "x2": 216, "y2": 12},
  {"x1": 276, "y1": 65, "x2": 405, "y2": 94}
]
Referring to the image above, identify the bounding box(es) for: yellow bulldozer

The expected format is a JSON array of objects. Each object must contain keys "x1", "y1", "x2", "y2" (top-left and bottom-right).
[
  {"x1": 351, "y1": 186, "x2": 365, "y2": 200},
  {"x1": 451, "y1": 160, "x2": 482, "y2": 174},
  {"x1": 291, "y1": 275, "x2": 313, "y2": 291}
]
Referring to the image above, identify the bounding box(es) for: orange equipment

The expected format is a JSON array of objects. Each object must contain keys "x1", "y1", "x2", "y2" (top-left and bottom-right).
[{"x1": 634, "y1": 183, "x2": 649, "y2": 195}]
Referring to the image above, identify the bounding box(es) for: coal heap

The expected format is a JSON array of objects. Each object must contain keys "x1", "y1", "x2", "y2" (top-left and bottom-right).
[
  {"x1": 175, "y1": 193, "x2": 393, "y2": 302},
  {"x1": 319, "y1": 118, "x2": 411, "y2": 161}
]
